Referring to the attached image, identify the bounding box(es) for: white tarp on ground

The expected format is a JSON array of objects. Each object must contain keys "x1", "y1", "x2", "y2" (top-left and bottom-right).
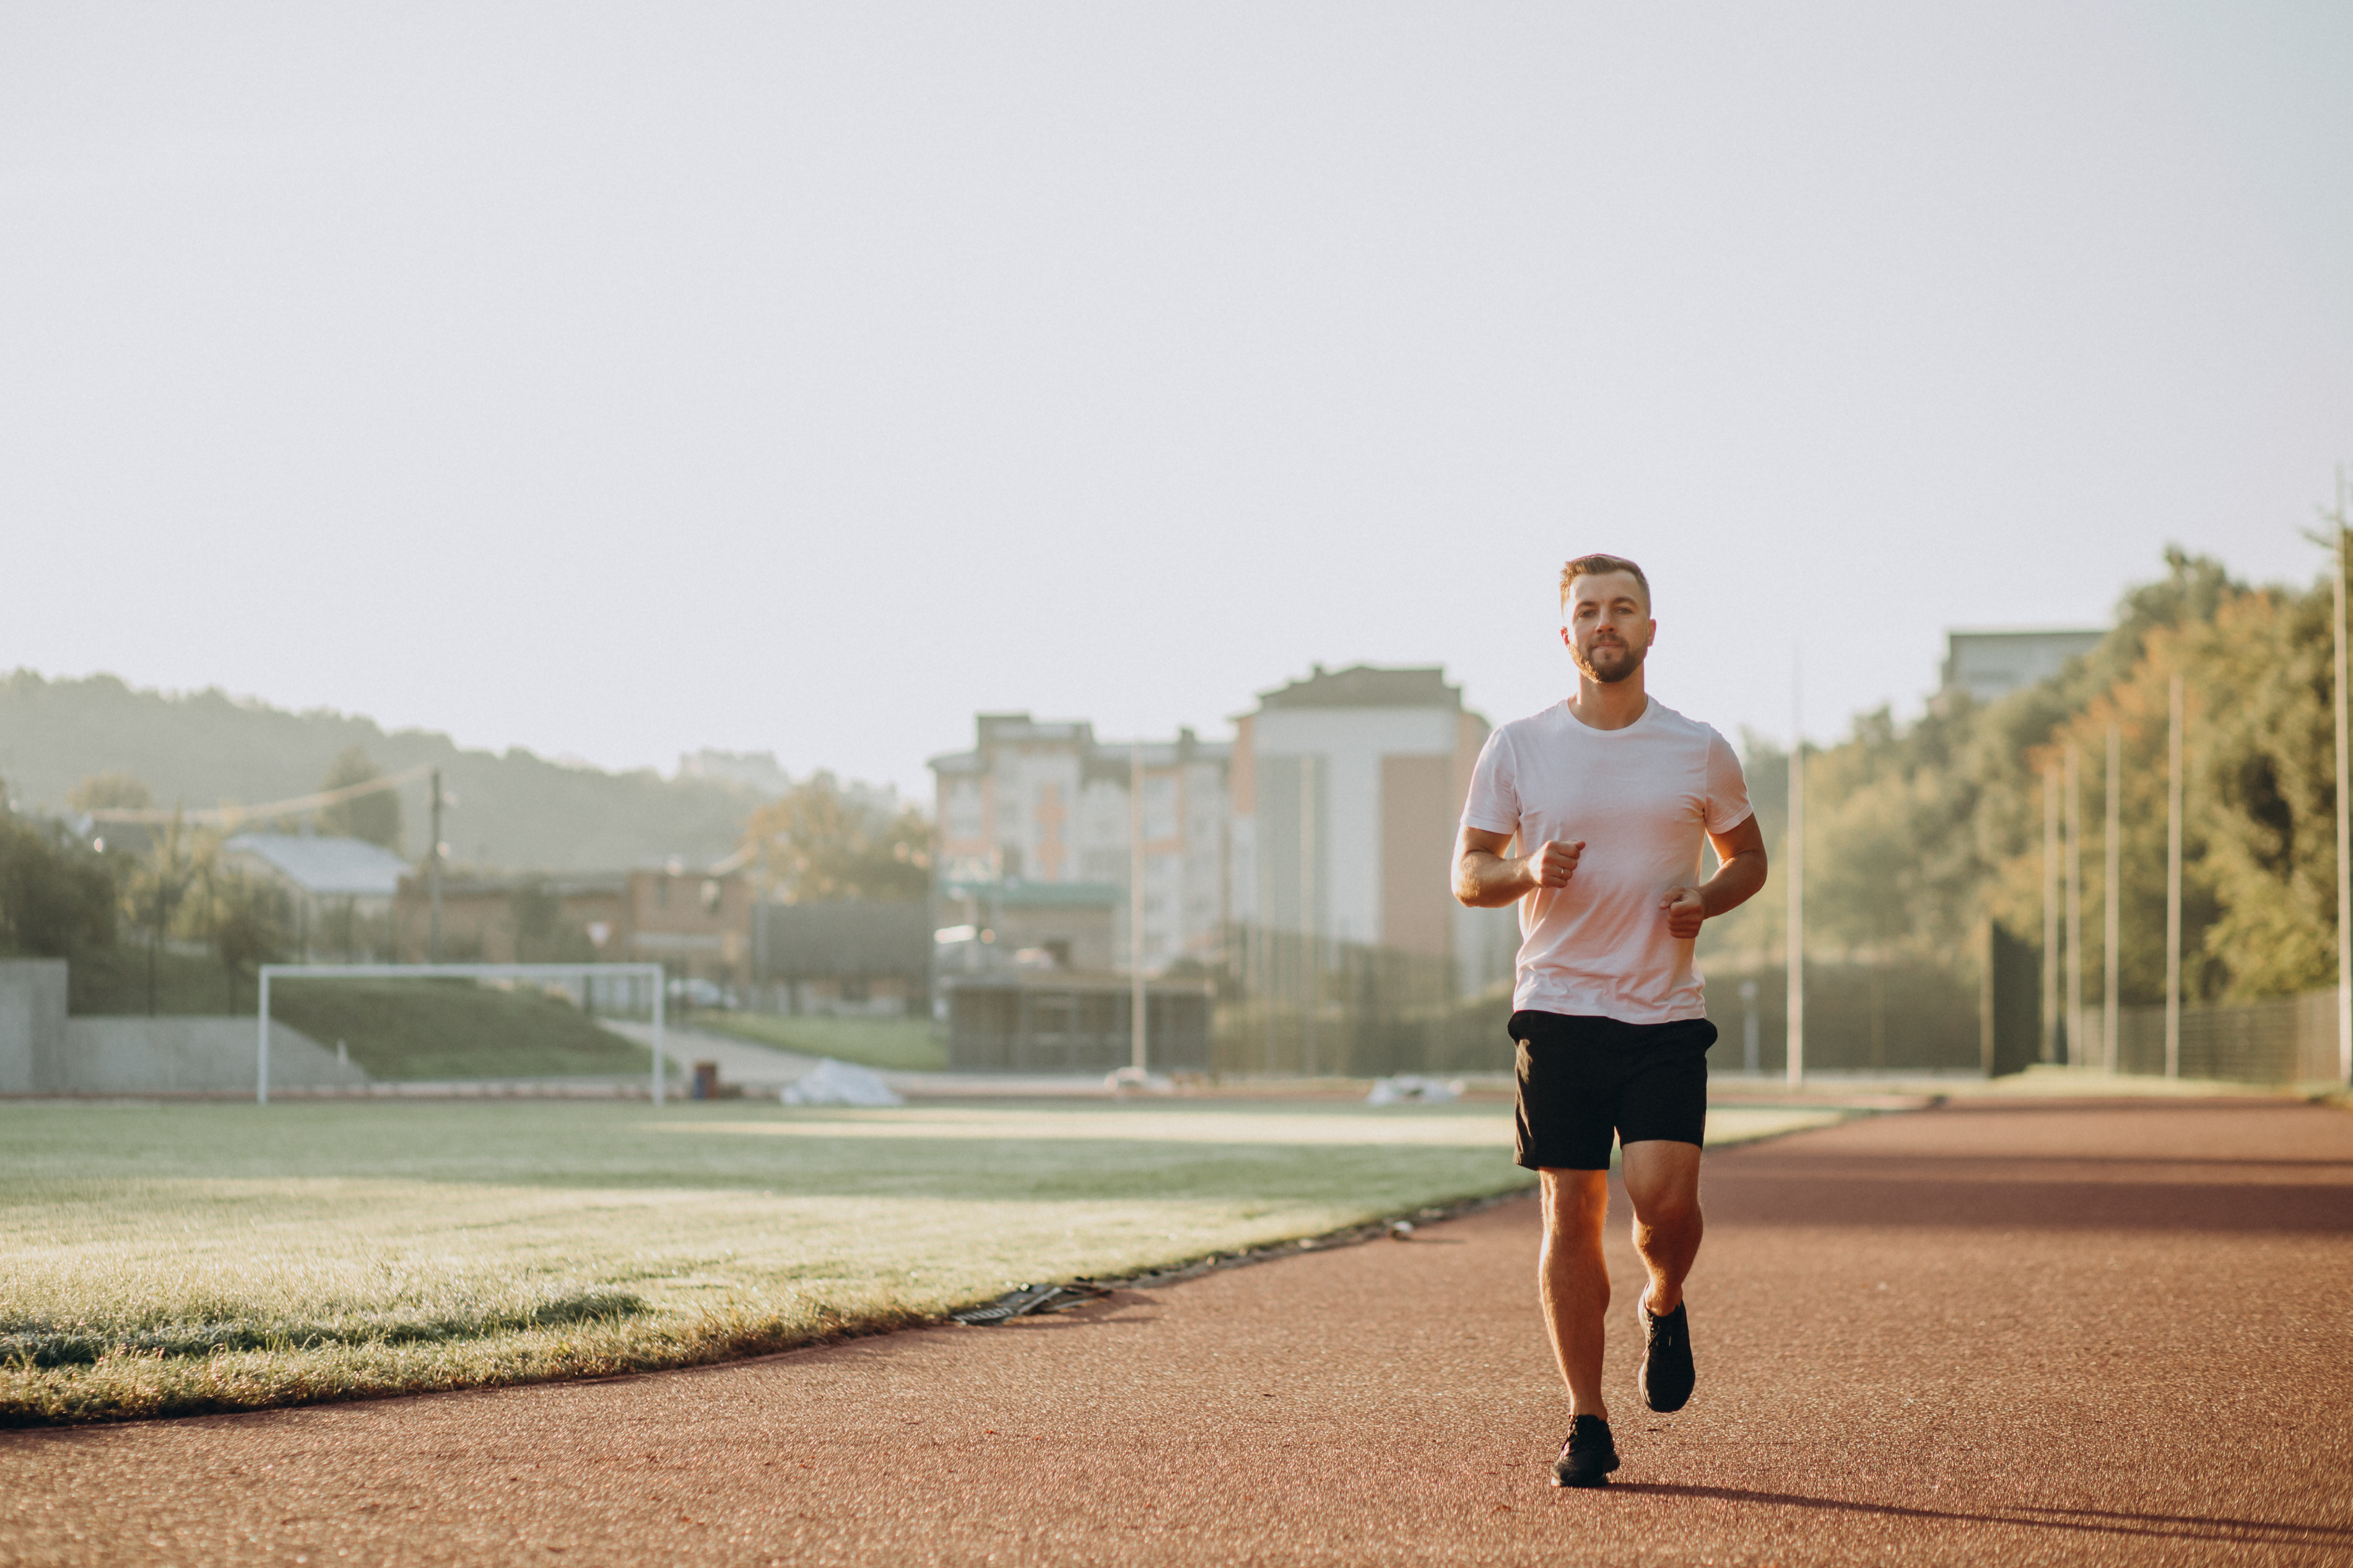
[
  {"x1": 1365, "y1": 1075, "x2": 1465, "y2": 1106},
  {"x1": 780, "y1": 1057, "x2": 904, "y2": 1107}
]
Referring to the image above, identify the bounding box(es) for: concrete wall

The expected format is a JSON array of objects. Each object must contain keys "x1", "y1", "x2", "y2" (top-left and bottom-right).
[
  {"x1": 1, "y1": 960, "x2": 372, "y2": 1094},
  {"x1": 0, "y1": 959, "x2": 69, "y2": 1093},
  {"x1": 53, "y1": 1018, "x2": 372, "y2": 1094}
]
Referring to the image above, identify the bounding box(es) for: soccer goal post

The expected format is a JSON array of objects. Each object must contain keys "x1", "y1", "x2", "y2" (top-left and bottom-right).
[{"x1": 254, "y1": 963, "x2": 669, "y2": 1106}]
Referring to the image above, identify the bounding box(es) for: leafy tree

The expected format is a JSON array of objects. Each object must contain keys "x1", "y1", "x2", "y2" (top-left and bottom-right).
[
  {"x1": 317, "y1": 746, "x2": 402, "y2": 849},
  {"x1": 201, "y1": 867, "x2": 290, "y2": 1013},
  {"x1": 2181, "y1": 574, "x2": 2336, "y2": 997},
  {"x1": 121, "y1": 814, "x2": 199, "y2": 1015},
  {"x1": 0, "y1": 804, "x2": 117, "y2": 957},
  {"x1": 742, "y1": 773, "x2": 934, "y2": 903}
]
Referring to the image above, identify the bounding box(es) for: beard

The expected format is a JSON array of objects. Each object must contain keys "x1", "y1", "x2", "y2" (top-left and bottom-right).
[{"x1": 1572, "y1": 638, "x2": 1647, "y2": 685}]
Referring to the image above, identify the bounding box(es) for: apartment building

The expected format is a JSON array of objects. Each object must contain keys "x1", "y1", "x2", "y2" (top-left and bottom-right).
[
  {"x1": 929, "y1": 714, "x2": 1229, "y2": 973},
  {"x1": 1230, "y1": 664, "x2": 1517, "y2": 996}
]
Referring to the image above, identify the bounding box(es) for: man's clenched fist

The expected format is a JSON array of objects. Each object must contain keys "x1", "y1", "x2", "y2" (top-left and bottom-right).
[
  {"x1": 1524, "y1": 839, "x2": 1585, "y2": 892},
  {"x1": 1660, "y1": 885, "x2": 1707, "y2": 938}
]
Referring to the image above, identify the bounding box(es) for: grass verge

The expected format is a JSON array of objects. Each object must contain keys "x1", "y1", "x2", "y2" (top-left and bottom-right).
[
  {"x1": 691, "y1": 1011, "x2": 947, "y2": 1072},
  {"x1": 268, "y1": 978, "x2": 650, "y2": 1081},
  {"x1": 0, "y1": 1100, "x2": 1839, "y2": 1426}
]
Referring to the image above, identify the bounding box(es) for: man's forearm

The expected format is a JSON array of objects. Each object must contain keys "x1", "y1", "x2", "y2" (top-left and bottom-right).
[
  {"x1": 1698, "y1": 851, "x2": 1767, "y2": 918},
  {"x1": 1455, "y1": 851, "x2": 1531, "y2": 909}
]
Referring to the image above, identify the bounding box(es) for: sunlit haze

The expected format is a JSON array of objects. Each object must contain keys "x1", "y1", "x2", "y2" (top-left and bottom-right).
[{"x1": 5, "y1": 2, "x2": 2348, "y2": 797}]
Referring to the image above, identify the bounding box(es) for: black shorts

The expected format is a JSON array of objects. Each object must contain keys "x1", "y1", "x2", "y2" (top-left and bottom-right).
[{"x1": 1510, "y1": 1010, "x2": 1716, "y2": 1171}]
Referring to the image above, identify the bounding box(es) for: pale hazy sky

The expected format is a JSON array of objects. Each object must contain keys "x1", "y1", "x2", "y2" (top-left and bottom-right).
[{"x1": 6, "y1": 3, "x2": 2349, "y2": 800}]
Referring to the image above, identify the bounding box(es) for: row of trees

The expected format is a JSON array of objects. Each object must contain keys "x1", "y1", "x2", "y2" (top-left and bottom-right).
[
  {"x1": 1702, "y1": 546, "x2": 2339, "y2": 1007},
  {"x1": 0, "y1": 800, "x2": 294, "y2": 1011}
]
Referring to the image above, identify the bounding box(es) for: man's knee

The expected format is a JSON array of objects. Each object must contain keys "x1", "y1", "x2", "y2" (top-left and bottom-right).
[
  {"x1": 1632, "y1": 1187, "x2": 1702, "y2": 1234},
  {"x1": 1621, "y1": 1141, "x2": 1702, "y2": 1230},
  {"x1": 1539, "y1": 1168, "x2": 1611, "y2": 1236}
]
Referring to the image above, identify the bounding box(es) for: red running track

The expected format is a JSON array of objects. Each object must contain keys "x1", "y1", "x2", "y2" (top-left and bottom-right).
[{"x1": 6, "y1": 1097, "x2": 2352, "y2": 1566}]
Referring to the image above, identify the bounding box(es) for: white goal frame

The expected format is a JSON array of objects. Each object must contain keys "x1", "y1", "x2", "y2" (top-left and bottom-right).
[{"x1": 256, "y1": 963, "x2": 669, "y2": 1106}]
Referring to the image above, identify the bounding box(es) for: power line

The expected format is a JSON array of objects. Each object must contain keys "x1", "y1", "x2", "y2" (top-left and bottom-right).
[{"x1": 80, "y1": 764, "x2": 433, "y2": 828}]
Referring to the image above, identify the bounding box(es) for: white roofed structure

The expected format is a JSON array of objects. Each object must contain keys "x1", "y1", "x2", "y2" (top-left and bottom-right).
[{"x1": 222, "y1": 834, "x2": 412, "y2": 900}]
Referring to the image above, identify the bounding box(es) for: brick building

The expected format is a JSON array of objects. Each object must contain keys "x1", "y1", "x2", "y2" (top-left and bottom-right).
[{"x1": 393, "y1": 865, "x2": 754, "y2": 985}]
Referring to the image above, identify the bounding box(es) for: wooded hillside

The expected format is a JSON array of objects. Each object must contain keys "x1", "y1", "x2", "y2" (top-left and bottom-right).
[{"x1": 0, "y1": 672, "x2": 757, "y2": 873}]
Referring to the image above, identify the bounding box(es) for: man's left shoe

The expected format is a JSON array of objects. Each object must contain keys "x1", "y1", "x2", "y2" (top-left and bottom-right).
[{"x1": 1637, "y1": 1295, "x2": 1695, "y2": 1413}]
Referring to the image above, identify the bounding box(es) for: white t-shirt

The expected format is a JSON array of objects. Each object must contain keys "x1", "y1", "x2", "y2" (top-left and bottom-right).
[{"x1": 1459, "y1": 697, "x2": 1752, "y2": 1024}]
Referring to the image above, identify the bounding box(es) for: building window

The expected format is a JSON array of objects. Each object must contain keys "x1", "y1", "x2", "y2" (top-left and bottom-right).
[
  {"x1": 1142, "y1": 776, "x2": 1178, "y2": 841},
  {"x1": 947, "y1": 781, "x2": 984, "y2": 839}
]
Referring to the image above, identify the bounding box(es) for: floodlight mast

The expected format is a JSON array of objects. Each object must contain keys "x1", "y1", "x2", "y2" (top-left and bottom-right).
[
  {"x1": 427, "y1": 771, "x2": 445, "y2": 963},
  {"x1": 1131, "y1": 740, "x2": 1147, "y2": 1079},
  {"x1": 1786, "y1": 651, "x2": 1804, "y2": 1086},
  {"x1": 2335, "y1": 469, "x2": 2352, "y2": 1088},
  {"x1": 254, "y1": 962, "x2": 669, "y2": 1105}
]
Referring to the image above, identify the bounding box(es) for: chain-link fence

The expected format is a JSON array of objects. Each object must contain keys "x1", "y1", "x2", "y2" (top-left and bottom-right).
[
  {"x1": 1209, "y1": 923, "x2": 1512, "y2": 1078},
  {"x1": 2115, "y1": 990, "x2": 2338, "y2": 1083},
  {"x1": 1207, "y1": 925, "x2": 1991, "y2": 1078}
]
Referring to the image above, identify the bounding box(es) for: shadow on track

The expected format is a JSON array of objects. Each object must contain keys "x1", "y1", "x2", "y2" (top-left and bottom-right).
[{"x1": 1609, "y1": 1483, "x2": 2353, "y2": 1548}]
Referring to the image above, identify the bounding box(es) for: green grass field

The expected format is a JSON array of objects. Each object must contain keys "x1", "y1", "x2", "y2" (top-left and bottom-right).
[
  {"x1": 0, "y1": 1099, "x2": 1840, "y2": 1426},
  {"x1": 268, "y1": 979, "x2": 650, "y2": 1081},
  {"x1": 693, "y1": 1011, "x2": 947, "y2": 1072}
]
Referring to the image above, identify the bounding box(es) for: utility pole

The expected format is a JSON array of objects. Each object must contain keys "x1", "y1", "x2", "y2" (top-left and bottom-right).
[
  {"x1": 1300, "y1": 755, "x2": 1318, "y2": 1078},
  {"x1": 2118, "y1": 729, "x2": 2136, "y2": 1081},
  {"x1": 2065, "y1": 747, "x2": 2083, "y2": 1068},
  {"x1": 2042, "y1": 763, "x2": 2059, "y2": 1064},
  {"x1": 2165, "y1": 675, "x2": 2183, "y2": 1079},
  {"x1": 428, "y1": 768, "x2": 445, "y2": 964},
  {"x1": 1786, "y1": 656, "x2": 1804, "y2": 1086},
  {"x1": 2334, "y1": 466, "x2": 2352, "y2": 1086},
  {"x1": 1129, "y1": 740, "x2": 1147, "y2": 1079}
]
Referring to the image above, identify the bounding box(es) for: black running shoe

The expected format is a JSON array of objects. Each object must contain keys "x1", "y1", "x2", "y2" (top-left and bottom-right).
[
  {"x1": 1551, "y1": 1414, "x2": 1620, "y2": 1488},
  {"x1": 1637, "y1": 1296, "x2": 1695, "y2": 1413}
]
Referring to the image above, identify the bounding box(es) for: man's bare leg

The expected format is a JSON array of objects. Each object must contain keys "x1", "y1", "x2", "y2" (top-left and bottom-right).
[
  {"x1": 1620, "y1": 1140, "x2": 1703, "y2": 1315},
  {"x1": 1537, "y1": 1167, "x2": 1612, "y2": 1419}
]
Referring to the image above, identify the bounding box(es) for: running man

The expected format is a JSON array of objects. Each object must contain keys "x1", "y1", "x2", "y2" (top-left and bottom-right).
[{"x1": 1451, "y1": 553, "x2": 1768, "y2": 1488}]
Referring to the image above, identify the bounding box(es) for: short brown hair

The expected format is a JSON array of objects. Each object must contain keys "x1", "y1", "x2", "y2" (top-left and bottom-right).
[{"x1": 1559, "y1": 553, "x2": 1650, "y2": 612}]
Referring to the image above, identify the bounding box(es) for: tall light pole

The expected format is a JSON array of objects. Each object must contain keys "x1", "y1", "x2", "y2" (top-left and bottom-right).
[
  {"x1": 2165, "y1": 674, "x2": 2183, "y2": 1080},
  {"x1": 1786, "y1": 654, "x2": 1804, "y2": 1086},
  {"x1": 2065, "y1": 746, "x2": 2083, "y2": 1067},
  {"x1": 2118, "y1": 729, "x2": 2136, "y2": 1081},
  {"x1": 2334, "y1": 466, "x2": 2352, "y2": 1086},
  {"x1": 2042, "y1": 763, "x2": 2059, "y2": 1064},
  {"x1": 1129, "y1": 740, "x2": 1147, "y2": 1079},
  {"x1": 428, "y1": 768, "x2": 445, "y2": 963},
  {"x1": 1299, "y1": 754, "x2": 1318, "y2": 1078}
]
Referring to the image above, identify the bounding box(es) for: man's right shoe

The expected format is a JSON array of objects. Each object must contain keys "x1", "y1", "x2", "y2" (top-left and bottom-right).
[
  {"x1": 1637, "y1": 1294, "x2": 1695, "y2": 1413},
  {"x1": 1551, "y1": 1414, "x2": 1620, "y2": 1488}
]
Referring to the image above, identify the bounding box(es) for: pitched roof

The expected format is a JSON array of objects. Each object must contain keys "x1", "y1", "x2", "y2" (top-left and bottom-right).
[
  {"x1": 1252, "y1": 664, "x2": 1463, "y2": 712},
  {"x1": 222, "y1": 834, "x2": 414, "y2": 898}
]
